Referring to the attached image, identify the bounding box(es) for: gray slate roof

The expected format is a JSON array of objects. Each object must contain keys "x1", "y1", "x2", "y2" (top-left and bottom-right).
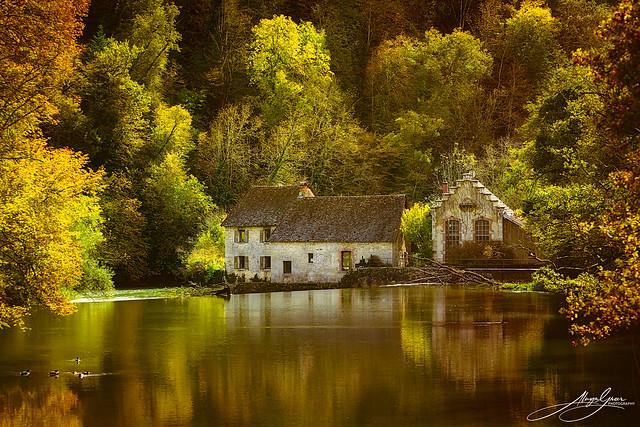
[
  {"x1": 269, "y1": 195, "x2": 406, "y2": 243},
  {"x1": 222, "y1": 186, "x2": 406, "y2": 243},
  {"x1": 221, "y1": 185, "x2": 302, "y2": 227}
]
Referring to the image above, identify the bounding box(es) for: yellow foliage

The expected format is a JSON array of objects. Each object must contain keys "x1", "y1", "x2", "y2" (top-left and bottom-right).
[{"x1": 0, "y1": 142, "x2": 103, "y2": 328}]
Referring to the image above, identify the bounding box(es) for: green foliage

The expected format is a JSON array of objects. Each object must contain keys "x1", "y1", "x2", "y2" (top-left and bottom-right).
[
  {"x1": 151, "y1": 103, "x2": 194, "y2": 159},
  {"x1": 127, "y1": 0, "x2": 181, "y2": 96},
  {"x1": 80, "y1": 39, "x2": 151, "y2": 171},
  {"x1": 521, "y1": 64, "x2": 605, "y2": 184},
  {"x1": 524, "y1": 183, "x2": 618, "y2": 271},
  {"x1": 143, "y1": 152, "x2": 214, "y2": 273},
  {"x1": 72, "y1": 196, "x2": 115, "y2": 292},
  {"x1": 400, "y1": 203, "x2": 432, "y2": 257},
  {"x1": 504, "y1": 2, "x2": 560, "y2": 83},
  {"x1": 185, "y1": 217, "x2": 226, "y2": 285},
  {"x1": 366, "y1": 29, "x2": 493, "y2": 137},
  {"x1": 248, "y1": 15, "x2": 332, "y2": 124},
  {"x1": 99, "y1": 173, "x2": 149, "y2": 280}
]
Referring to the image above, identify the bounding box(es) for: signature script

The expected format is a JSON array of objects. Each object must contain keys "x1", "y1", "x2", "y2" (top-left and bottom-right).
[{"x1": 527, "y1": 388, "x2": 636, "y2": 422}]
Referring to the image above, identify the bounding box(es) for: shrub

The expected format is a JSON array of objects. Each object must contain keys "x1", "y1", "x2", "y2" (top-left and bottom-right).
[{"x1": 446, "y1": 240, "x2": 516, "y2": 265}]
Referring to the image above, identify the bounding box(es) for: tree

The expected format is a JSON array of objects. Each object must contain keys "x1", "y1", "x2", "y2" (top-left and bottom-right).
[
  {"x1": 248, "y1": 14, "x2": 333, "y2": 124},
  {"x1": 401, "y1": 203, "x2": 432, "y2": 258},
  {"x1": 99, "y1": 173, "x2": 149, "y2": 280},
  {"x1": 521, "y1": 64, "x2": 606, "y2": 185},
  {"x1": 193, "y1": 102, "x2": 261, "y2": 208},
  {"x1": 143, "y1": 152, "x2": 214, "y2": 273},
  {"x1": 365, "y1": 29, "x2": 492, "y2": 141},
  {"x1": 364, "y1": 29, "x2": 491, "y2": 195},
  {"x1": 0, "y1": 0, "x2": 89, "y2": 149},
  {"x1": 563, "y1": 0, "x2": 640, "y2": 345},
  {"x1": 79, "y1": 39, "x2": 152, "y2": 171},
  {"x1": 126, "y1": 0, "x2": 181, "y2": 97},
  {"x1": 0, "y1": 148, "x2": 103, "y2": 328}
]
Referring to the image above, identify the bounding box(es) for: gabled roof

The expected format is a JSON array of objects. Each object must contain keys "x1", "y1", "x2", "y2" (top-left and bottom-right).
[
  {"x1": 432, "y1": 173, "x2": 523, "y2": 227},
  {"x1": 221, "y1": 185, "x2": 304, "y2": 227},
  {"x1": 269, "y1": 195, "x2": 406, "y2": 243}
]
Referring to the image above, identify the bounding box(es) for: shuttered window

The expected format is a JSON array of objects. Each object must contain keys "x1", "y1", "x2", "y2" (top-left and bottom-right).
[
  {"x1": 260, "y1": 228, "x2": 272, "y2": 242},
  {"x1": 260, "y1": 256, "x2": 271, "y2": 270},
  {"x1": 234, "y1": 256, "x2": 248, "y2": 270},
  {"x1": 234, "y1": 229, "x2": 248, "y2": 243}
]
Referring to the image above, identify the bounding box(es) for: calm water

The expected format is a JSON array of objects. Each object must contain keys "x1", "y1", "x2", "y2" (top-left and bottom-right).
[{"x1": 0, "y1": 287, "x2": 638, "y2": 426}]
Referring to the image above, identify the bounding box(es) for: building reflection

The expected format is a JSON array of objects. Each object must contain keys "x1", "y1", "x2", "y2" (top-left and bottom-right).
[{"x1": 0, "y1": 288, "x2": 636, "y2": 426}]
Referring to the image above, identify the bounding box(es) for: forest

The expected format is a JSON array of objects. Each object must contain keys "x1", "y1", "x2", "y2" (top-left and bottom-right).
[{"x1": 0, "y1": 0, "x2": 638, "y2": 345}]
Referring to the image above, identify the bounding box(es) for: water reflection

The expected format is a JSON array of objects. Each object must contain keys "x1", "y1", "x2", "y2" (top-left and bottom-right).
[{"x1": 0, "y1": 287, "x2": 637, "y2": 426}]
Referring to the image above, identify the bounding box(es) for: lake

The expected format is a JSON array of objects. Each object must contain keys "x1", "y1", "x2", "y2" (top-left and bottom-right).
[{"x1": 0, "y1": 286, "x2": 638, "y2": 426}]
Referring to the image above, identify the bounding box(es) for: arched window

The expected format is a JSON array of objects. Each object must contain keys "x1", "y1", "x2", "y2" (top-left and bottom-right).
[
  {"x1": 474, "y1": 219, "x2": 490, "y2": 242},
  {"x1": 445, "y1": 219, "x2": 461, "y2": 248}
]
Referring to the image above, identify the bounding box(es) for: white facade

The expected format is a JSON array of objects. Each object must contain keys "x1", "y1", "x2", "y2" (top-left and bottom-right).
[{"x1": 225, "y1": 227, "x2": 401, "y2": 283}]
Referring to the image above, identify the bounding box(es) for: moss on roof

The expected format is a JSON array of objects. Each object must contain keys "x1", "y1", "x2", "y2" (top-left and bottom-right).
[
  {"x1": 221, "y1": 185, "x2": 302, "y2": 227},
  {"x1": 270, "y1": 195, "x2": 406, "y2": 243},
  {"x1": 222, "y1": 186, "x2": 407, "y2": 243}
]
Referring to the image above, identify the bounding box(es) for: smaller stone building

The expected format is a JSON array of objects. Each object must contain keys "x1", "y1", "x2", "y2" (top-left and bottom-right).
[
  {"x1": 222, "y1": 184, "x2": 407, "y2": 283},
  {"x1": 431, "y1": 173, "x2": 530, "y2": 262}
]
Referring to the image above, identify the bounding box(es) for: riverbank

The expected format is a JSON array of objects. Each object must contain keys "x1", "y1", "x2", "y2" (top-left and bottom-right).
[{"x1": 70, "y1": 266, "x2": 547, "y2": 301}]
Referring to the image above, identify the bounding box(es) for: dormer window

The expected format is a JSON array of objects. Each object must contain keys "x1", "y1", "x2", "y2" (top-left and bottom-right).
[
  {"x1": 235, "y1": 229, "x2": 248, "y2": 243},
  {"x1": 260, "y1": 228, "x2": 272, "y2": 242}
]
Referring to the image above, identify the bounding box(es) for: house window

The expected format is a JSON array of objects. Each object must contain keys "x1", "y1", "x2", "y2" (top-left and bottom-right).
[
  {"x1": 445, "y1": 219, "x2": 461, "y2": 248},
  {"x1": 260, "y1": 228, "x2": 271, "y2": 242},
  {"x1": 234, "y1": 256, "x2": 248, "y2": 270},
  {"x1": 308, "y1": 253, "x2": 314, "y2": 263},
  {"x1": 283, "y1": 261, "x2": 292, "y2": 275},
  {"x1": 260, "y1": 256, "x2": 271, "y2": 270},
  {"x1": 341, "y1": 251, "x2": 352, "y2": 271},
  {"x1": 474, "y1": 219, "x2": 490, "y2": 242},
  {"x1": 235, "y1": 229, "x2": 248, "y2": 243}
]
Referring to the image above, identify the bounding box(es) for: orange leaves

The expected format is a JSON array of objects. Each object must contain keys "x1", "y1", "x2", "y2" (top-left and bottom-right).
[{"x1": 0, "y1": 0, "x2": 89, "y2": 141}]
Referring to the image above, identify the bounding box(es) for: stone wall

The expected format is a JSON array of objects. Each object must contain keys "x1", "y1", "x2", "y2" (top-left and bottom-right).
[
  {"x1": 224, "y1": 228, "x2": 400, "y2": 283},
  {"x1": 268, "y1": 241, "x2": 397, "y2": 283},
  {"x1": 431, "y1": 179, "x2": 505, "y2": 262},
  {"x1": 224, "y1": 226, "x2": 273, "y2": 280}
]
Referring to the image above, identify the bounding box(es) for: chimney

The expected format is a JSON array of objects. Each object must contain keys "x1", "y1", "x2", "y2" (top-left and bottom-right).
[
  {"x1": 442, "y1": 181, "x2": 449, "y2": 194},
  {"x1": 462, "y1": 171, "x2": 475, "y2": 180},
  {"x1": 298, "y1": 181, "x2": 314, "y2": 198}
]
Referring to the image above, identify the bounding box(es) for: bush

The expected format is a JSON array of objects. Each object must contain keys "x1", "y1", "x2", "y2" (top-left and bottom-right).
[
  {"x1": 76, "y1": 258, "x2": 115, "y2": 292},
  {"x1": 446, "y1": 240, "x2": 516, "y2": 265}
]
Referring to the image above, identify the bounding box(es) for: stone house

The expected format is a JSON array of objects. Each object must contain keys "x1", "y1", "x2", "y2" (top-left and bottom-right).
[
  {"x1": 221, "y1": 184, "x2": 407, "y2": 283},
  {"x1": 431, "y1": 173, "x2": 530, "y2": 262}
]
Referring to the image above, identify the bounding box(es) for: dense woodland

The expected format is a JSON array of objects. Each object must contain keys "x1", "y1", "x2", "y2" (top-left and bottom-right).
[{"x1": 0, "y1": 0, "x2": 638, "y2": 345}]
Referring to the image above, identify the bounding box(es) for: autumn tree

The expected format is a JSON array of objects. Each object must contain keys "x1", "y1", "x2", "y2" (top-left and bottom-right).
[
  {"x1": 0, "y1": 149, "x2": 104, "y2": 328},
  {"x1": 0, "y1": 0, "x2": 110, "y2": 327},
  {"x1": 0, "y1": 0, "x2": 89, "y2": 149},
  {"x1": 564, "y1": 0, "x2": 640, "y2": 345},
  {"x1": 193, "y1": 102, "x2": 262, "y2": 208}
]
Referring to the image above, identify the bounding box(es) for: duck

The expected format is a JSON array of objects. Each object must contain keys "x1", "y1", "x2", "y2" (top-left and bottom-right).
[
  {"x1": 49, "y1": 370, "x2": 60, "y2": 377},
  {"x1": 20, "y1": 370, "x2": 30, "y2": 376},
  {"x1": 77, "y1": 371, "x2": 90, "y2": 378}
]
